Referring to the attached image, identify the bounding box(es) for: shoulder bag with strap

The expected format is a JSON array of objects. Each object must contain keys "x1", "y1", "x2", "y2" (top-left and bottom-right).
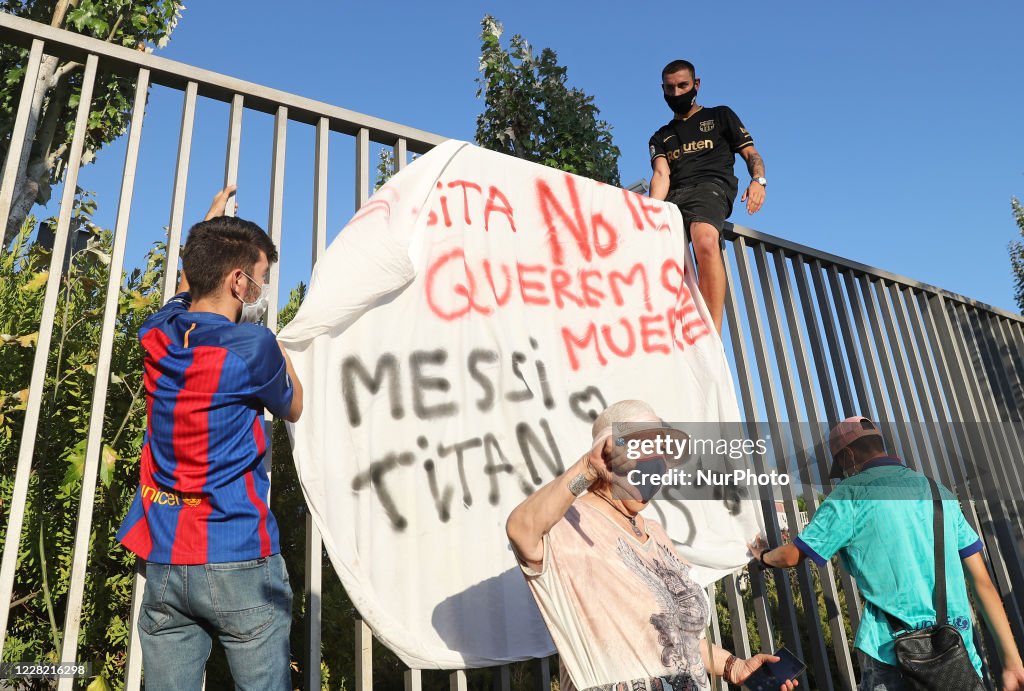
[{"x1": 878, "y1": 477, "x2": 985, "y2": 691}]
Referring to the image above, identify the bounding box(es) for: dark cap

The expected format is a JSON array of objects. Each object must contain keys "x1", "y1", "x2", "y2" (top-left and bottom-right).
[{"x1": 827, "y1": 416, "x2": 882, "y2": 479}]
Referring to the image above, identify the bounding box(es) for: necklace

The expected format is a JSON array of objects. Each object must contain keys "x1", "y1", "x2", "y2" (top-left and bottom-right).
[{"x1": 593, "y1": 491, "x2": 644, "y2": 538}]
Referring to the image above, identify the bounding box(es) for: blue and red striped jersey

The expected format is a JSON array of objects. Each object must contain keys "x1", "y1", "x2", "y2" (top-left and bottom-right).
[{"x1": 117, "y1": 293, "x2": 293, "y2": 564}]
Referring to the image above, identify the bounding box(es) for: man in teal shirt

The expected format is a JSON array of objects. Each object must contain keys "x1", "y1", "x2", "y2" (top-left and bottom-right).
[{"x1": 750, "y1": 417, "x2": 1024, "y2": 691}]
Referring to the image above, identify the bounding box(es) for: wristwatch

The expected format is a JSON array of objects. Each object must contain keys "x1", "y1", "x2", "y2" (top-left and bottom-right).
[{"x1": 752, "y1": 177, "x2": 767, "y2": 187}]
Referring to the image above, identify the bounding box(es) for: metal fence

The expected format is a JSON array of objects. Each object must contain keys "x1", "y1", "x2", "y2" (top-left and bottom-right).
[{"x1": 1, "y1": 12, "x2": 1022, "y2": 691}]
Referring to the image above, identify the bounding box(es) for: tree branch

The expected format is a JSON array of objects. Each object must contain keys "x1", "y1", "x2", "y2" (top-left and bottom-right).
[
  {"x1": 39, "y1": 522, "x2": 61, "y2": 652},
  {"x1": 110, "y1": 378, "x2": 145, "y2": 450},
  {"x1": 49, "y1": 60, "x2": 82, "y2": 85},
  {"x1": 50, "y1": 0, "x2": 78, "y2": 29},
  {"x1": 8, "y1": 590, "x2": 42, "y2": 610},
  {"x1": 105, "y1": 11, "x2": 125, "y2": 42}
]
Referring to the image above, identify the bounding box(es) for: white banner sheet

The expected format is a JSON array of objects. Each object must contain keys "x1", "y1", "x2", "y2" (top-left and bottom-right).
[{"x1": 278, "y1": 141, "x2": 762, "y2": 669}]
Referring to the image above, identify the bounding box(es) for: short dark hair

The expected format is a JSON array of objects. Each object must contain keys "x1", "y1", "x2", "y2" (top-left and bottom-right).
[
  {"x1": 848, "y1": 431, "x2": 885, "y2": 456},
  {"x1": 181, "y1": 216, "x2": 278, "y2": 300},
  {"x1": 662, "y1": 59, "x2": 696, "y2": 80}
]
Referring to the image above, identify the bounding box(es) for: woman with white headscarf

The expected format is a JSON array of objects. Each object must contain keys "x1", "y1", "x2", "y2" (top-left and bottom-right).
[{"x1": 506, "y1": 400, "x2": 796, "y2": 691}]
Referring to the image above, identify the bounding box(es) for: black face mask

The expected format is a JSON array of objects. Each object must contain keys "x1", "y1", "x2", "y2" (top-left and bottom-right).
[
  {"x1": 664, "y1": 87, "x2": 697, "y2": 115},
  {"x1": 633, "y1": 456, "x2": 667, "y2": 502}
]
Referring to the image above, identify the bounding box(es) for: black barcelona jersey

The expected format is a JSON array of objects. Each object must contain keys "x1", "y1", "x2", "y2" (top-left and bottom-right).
[{"x1": 649, "y1": 105, "x2": 753, "y2": 194}]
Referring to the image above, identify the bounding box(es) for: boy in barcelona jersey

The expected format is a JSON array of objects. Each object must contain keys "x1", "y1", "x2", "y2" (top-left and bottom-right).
[{"x1": 117, "y1": 187, "x2": 303, "y2": 691}]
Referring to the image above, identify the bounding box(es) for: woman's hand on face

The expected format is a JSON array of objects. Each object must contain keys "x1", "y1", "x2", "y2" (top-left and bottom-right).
[
  {"x1": 729, "y1": 654, "x2": 799, "y2": 690},
  {"x1": 587, "y1": 436, "x2": 642, "y2": 499}
]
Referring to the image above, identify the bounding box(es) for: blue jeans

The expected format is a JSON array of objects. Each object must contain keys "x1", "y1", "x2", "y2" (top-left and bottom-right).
[
  {"x1": 138, "y1": 554, "x2": 293, "y2": 691},
  {"x1": 859, "y1": 653, "x2": 908, "y2": 691}
]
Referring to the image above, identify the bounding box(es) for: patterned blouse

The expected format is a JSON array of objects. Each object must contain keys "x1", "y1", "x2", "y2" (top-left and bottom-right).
[{"x1": 519, "y1": 499, "x2": 711, "y2": 691}]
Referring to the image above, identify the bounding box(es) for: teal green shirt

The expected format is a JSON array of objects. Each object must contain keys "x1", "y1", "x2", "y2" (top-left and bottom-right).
[{"x1": 793, "y1": 458, "x2": 984, "y2": 673}]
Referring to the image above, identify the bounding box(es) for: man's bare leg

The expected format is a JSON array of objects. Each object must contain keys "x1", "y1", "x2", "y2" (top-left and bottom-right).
[{"x1": 690, "y1": 221, "x2": 725, "y2": 333}]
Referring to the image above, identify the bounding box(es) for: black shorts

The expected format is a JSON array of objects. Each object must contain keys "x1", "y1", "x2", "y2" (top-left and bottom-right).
[{"x1": 665, "y1": 181, "x2": 735, "y2": 233}]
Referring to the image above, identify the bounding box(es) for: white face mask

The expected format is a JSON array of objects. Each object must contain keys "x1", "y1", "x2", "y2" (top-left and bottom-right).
[{"x1": 237, "y1": 270, "x2": 269, "y2": 324}]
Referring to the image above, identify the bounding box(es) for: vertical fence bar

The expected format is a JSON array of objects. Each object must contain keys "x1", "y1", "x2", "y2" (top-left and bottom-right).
[
  {"x1": 162, "y1": 81, "x2": 198, "y2": 302},
  {"x1": 1008, "y1": 316, "x2": 1024, "y2": 550},
  {"x1": 264, "y1": 106, "x2": 286, "y2": 338},
  {"x1": 876, "y1": 282, "x2": 952, "y2": 483},
  {"x1": 899, "y1": 288, "x2": 983, "y2": 499},
  {"x1": 962, "y1": 307, "x2": 1024, "y2": 466},
  {"x1": 355, "y1": 618, "x2": 373, "y2": 691},
  {"x1": 857, "y1": 277, "x2": 938, "y2": 474},
  {"x1": 404, "y1": 669, "x2": 423, "y2": 691},
  {"x1": 352, "y1": 125, "x2": 373, "y2": 690},
  {"x1": 991, "y1": 315, "x2": 1024, "y2": 418},
  {"x1": 355, "y1": 127, "x2": 369, "y2": 209},
  {"x1": 955, "y1": 306, "x2": 1024, "y2": 604},
  {"x1": 773, "y1": 252, "x2": 857, "y2": 689},
  {"x1": 122, "y1": 78, "x2": 197, "y2": 688},
  {"x1": 712, "y1": 239, "x2": 753, "y2": 663},
  {"x1": 312, "y1": 117, "x2": 329, "y2": 265},
  {"x1": 450, "y1": 670, "x2": 468, "y2": 691},
  {"x1": 790, "y1": 261, "x2": 839, "y2": 423},
  {"x1": 923, "y1": 294, "x2": 1024, "y2": 630},
  {"x1": 793, "y1": 258, "x2": 863, "y2": 631},
  {"x1": 706, "y1": 583, "x2": 728, "y2": 690},
  {"x1": 723, "y1": 574, "x2": 751, "y2": 658},
  {"x1": 57, "y1": 63, "x2": 149, "y2": 688},
  {"x1": 494, "y1": 664, "x2": 511, "y2": 691},
  {"x1": 302, "y1": 511, "x2": 323, "y2": 689},
  {"x1": 838, "y1": 272, "x2": 909, "y2": 456},
  {"x1": 990, "y1": 315, "x2": 1024, "y2": 540},
  {"x1": 807, "y1": 261, "x2": 858, "y2": 417},
  {"x1": 0, "y1": 38, "x2": 44, "y2": 253},
  {"x1": 223, "y1": 93, "x2": 243, "y2": 215},
  {"x1": 259, "y1": 104, "x2": 286, "y2": 496},
  {"x1": 1006, "y1": 321, "x2": 1024, "y2": 406},
  {"x1": 851, "y1": 277, "x2": 930, "y2": 484},
  {"x1": 888, "y1": 284, "x2": 983, "y2": 505},
  {"x1": 818, "y1": 266, "x2": 873, "y2": 416},
  {"x1": 722, "y1": 240, "x2": 775, "y2": 648},
  {"x1": 978, "y1": 311, "x2": 1024, "y2": 477},
  {"x1": 911, "y1": 293, "x2": 1010, "y2": 672},
  {"x1": 732, "y1": 238, "x2": 803, "y2": 656},
  {"x1": 889, "y1": 286, "x2": 1000, "y2": 540},
  {"x1": 968, "y1": 311, "x2": 1016, "y2": 417},
  {"x1": 940, "y1": 301, "x2": 1024, "y2": 658},
  {"x1": 394, "y1": 137, "x2": 408, "y2": 172},
  {"x1": 748, "y1": 244, "x2": 829, "y2": 686},
  {"x1": 124, "y1": 560, "x2": 145, "y2": 689},
  {"x1": 954, "y1": 304, "x2": 1024, "y2": 525},
  {"x1": 533, "y1": 657, "x2": 550, "y2": 691},
  {"x1": 0, "y1": 53, "x2": 98, "y2": 652},
  {"x1": 891, "y1": 286, "x2": 1017, "y2": 673},
  {"x1": 303, "y1": 118, "x2": 327, "y2": 691}
]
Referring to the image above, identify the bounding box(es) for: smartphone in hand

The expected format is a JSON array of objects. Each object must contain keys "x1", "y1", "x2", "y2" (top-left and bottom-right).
[{"x1": 743, "y1": 647, "x2": 806, "y2": 691}]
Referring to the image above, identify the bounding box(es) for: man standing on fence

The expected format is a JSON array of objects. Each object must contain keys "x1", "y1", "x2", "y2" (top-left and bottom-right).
[
  {"x1": 749, "y1": 417, "x2": 1024, "y2": 691},
  {"x1": 649, "y1": 59, "x2": 766, "y2": 334},
  {"x1": 116, "y1": 187, "x2": 303, "y2": 691}
]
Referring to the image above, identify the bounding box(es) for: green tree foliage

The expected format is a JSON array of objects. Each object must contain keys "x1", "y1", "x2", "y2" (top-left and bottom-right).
[
  {"x1": 715, "y1": 566, "x2": 856, "y2": 690},
  {"x1": 0, "y1": 190, "x2": 165, "y2": 689},
  {"x1": 475, "y1": 15, "x2": 620, "y2": 186},
  {"x1": 1010, "y1": 197, "x2": 1024, "y2": 313},
  {"x1": 374, "y1": 147, "x2": 418, "y2": 191},
  {"x1": 0, "y1": 0, "x2": 185, "y2": 247}
]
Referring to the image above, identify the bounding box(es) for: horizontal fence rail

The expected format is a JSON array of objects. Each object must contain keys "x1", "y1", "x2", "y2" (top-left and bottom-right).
[{"x1": 1, "y1": 12, "x2": 1022, "y2": 691}]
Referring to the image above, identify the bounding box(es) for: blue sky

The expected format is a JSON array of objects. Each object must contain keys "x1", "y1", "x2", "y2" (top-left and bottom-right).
[{"x1": 68, "y1": 0, "x2": 1024, "y2": 313}]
